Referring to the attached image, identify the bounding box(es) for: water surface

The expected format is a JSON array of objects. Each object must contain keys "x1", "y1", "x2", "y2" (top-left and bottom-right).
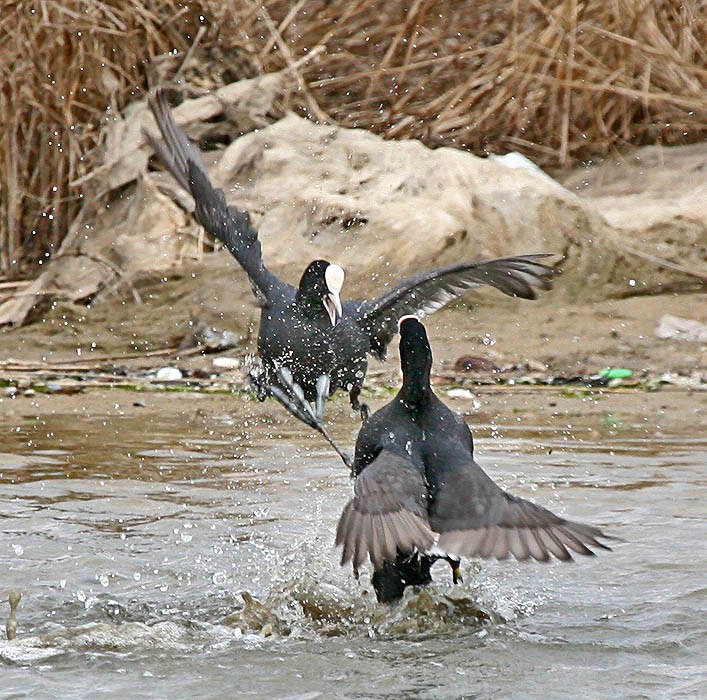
[{"x1": 1, "y1": 395, "x2": 705, "y2": 699}]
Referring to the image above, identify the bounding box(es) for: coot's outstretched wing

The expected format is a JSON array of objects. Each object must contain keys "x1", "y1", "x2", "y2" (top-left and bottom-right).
[
  {"x1": 336, "y1": 449, "x2": 435, "y2": 571},
  {"x1": 146, "y1": 89, "x2": 282, "y2": 302},
  {"x1": 357, "y1": 255, "x2": 556, "y2": 360},
  {"x1": 145, "y1": 90, "x2": 207, "y2": 192},
  {"x1": 429, "y1": 456, "x2": 614, "y2": 562}
]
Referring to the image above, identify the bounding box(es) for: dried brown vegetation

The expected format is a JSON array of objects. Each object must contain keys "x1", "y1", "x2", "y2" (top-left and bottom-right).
[{"x1": 1, "y1": 0, "x2": 705, "y2": 281}]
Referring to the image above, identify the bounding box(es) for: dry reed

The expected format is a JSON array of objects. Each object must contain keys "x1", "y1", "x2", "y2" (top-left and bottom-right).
[{"x1": 1, "y1": 0, "x2": 705, "y2": 280}]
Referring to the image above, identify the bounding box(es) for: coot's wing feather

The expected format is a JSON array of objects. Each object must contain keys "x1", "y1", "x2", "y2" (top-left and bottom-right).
[
  {"x1": 144, "y1": 91, "x2": 207, "y2": 192},
  {"x1": 336, "y1": 449, "x2": 435, "y2": 570},
  {"x1": 145, "y1": 89, "x2": 284, "y2": 302},
  {"x1": 430, "y1": 457, "x2": 614, "y2": 563},
  {"x1": 357, "y1": 255, "x2": 556, "y2": 360}
]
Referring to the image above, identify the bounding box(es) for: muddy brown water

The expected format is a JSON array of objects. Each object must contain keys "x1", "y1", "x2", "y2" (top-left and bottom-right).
[{"x1": 1, "y1": 389, "x2": 705, "y2": 699}]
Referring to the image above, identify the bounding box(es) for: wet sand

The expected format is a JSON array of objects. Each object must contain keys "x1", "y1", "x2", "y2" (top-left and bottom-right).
[{"x1": 1, "y1": 259, "x2": 704, "y2": 377}]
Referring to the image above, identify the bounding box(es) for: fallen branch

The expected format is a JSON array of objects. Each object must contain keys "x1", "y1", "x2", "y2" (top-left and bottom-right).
[
  {"x1": 0, "y1": 345, "x2": 206, "y2": 371},
  {"x1": 615, "y1": 244, "x2": 707, "y2": 285}
]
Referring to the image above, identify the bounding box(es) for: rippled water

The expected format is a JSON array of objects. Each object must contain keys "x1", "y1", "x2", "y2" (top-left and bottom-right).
[{"x1": 1, "y1": 395, "x2": 705, "y2": 699}]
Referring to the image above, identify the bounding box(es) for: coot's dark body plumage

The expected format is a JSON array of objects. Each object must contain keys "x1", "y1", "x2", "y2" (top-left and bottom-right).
[
  {"x1": 146, "y1": 89, "x2": 556, "y2": 427},
  {"x1": 337, "y1": 317, "x2": 615, "y2": 602}
]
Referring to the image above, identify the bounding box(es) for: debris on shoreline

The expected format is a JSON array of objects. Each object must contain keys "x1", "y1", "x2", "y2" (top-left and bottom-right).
[{"x1": 1, "y1": 354, "x2": 703, "y2": 399}]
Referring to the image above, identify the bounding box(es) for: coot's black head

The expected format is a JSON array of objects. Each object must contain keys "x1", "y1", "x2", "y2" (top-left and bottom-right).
[
  {"x1": 398, "y1": 316, "x2": 432, "y2": 399},
  {"x1": 297, "y1": 260, "x2": 344, "y2": 326}
]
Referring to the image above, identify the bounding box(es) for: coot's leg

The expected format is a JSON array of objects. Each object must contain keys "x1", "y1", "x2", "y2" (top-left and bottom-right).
[
  {"x1": 399, "y1": 552, "x2": 434, "y2": 588},
  {"x1": 372, "y1": 561, "x2": 406, "y2": 603},
  {"x1": 245, "y1": 354, "x2": 268, "y2": 401},
  {"x1": 422, "y1": 554, "x2": 462, "y2": 584},
  {"x1": 249, "y1": 365, "x2": 352, "y2": 470},
  {"x1": 349, "y1": 386, "x2": 370, "y2": 423},
  {"x1": 315, "y1": 374, "x2": 330, "y2": 422},
  {"x1": 446, "y1": 557, "x2": 463, "y2": 584},
  {"x1": 372, "y1": 553, "x2": 434, "y2": 603}
]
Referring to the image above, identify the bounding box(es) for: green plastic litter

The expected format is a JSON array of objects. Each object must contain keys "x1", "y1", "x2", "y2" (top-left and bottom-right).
[{"x1": 599, "y1": 368, "x2": 633, "y2": 379}]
